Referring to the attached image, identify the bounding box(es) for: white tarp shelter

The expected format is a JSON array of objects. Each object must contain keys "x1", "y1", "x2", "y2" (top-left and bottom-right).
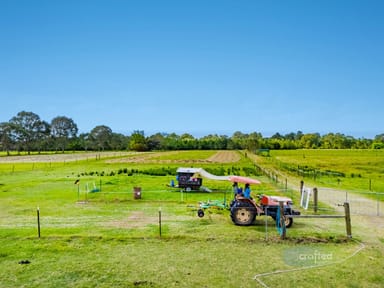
[{"x1": 176, "y1": 167, "x2": 229, "y2": 181}]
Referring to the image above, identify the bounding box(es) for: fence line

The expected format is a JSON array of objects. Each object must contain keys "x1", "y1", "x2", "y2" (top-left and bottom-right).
[
  {"x1": 318, "y1": 188, "x2": 383, "y2": 216},
  {"x1": 249, "y1": 154, "x2": 384, "y2": 217}
]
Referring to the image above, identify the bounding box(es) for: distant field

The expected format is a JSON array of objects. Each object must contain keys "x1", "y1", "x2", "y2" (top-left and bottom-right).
[
  {"x1": 0, "y1": 151, "x2": 136, "y2": 163},
  {"x1": 0, "y1": 150, "x2": 383, "y2": 287},
  {"x1": 255, "y1": 149, "x2": 384, "y2": 193},
  {"x1": 106, "y1": 150, "x2": 240, "y2": 163}
]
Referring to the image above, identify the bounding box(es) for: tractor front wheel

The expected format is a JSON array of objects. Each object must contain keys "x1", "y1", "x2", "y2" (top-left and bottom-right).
[
  {"x1": 285, "y1": 216, "x2": 293, "y2": 228},
  {"x1": 273, "y1": 214, "x2": 294, "y2": 228}
]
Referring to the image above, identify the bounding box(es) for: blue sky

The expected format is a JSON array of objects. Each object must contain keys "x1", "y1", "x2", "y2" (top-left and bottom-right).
[{"x1": 1, "y1": 0, "x2": 383, "y2": 138}]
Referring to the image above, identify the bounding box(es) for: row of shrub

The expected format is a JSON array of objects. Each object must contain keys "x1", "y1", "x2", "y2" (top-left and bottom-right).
[
  {"x1": 77, "y1": 165, "x2": 259, "y2": 178},
  {"x1": 77, "y1": 167, "x2": 176, "y2": 177}
]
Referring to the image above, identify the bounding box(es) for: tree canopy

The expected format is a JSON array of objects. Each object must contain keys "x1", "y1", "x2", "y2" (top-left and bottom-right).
[
  {"x1": 51, "y1": 116, "x2": 78, "y2": 152},
  {"x1": 0, "y1": 111, "x2": 383, "y2": 153}
]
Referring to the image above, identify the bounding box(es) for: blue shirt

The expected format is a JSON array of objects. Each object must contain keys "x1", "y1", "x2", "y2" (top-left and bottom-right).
[{"x1": 243, "y1": 187, "x2": 251, "y2": 198}]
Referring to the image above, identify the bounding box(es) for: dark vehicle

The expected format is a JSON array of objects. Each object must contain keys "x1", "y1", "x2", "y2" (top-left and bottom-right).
[{"x1": 176, "y1": 168, "x2": 203, "y2": 190}]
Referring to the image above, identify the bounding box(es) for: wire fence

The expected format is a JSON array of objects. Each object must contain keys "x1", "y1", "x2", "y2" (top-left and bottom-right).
[
  {"x1": 304, "y1": 187, "x2": 384, "y2": 216},
  {"x1": 251, "y1": 156, "x2": 384, "y2": 217}
]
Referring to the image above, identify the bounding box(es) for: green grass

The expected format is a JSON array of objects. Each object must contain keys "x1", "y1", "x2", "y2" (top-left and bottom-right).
[
  {"x1": 2, "y1": 235, "x2": 375, "y2": 288},
  {"x1": 0, "y1": 150, "x2": 383, "y2": 287},
  {"x1": 256, "y1": 149, "x2": 384, "y2": 192}
]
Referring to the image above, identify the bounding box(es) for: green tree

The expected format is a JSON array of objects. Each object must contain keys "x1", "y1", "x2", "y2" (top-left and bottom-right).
[
  {"x1": 89, "y1": 125, "x2": 113, "y2": 151},
  {"x1": 9, "y1": 111, "x2": 46, "y2": 154},
  {"x1": 179, "y1": 133, "x2": 198, "y2": 150},
  {"x1": 110, "y1": 133, "x2": 129, "y2": 150},
  {"x1": 129, "y1": 130, "x2": 148, "y2": 151},
  {"x1": 34, "y1": 120, "x2": 51, "y2": 153},
  {"x1": 162, "y1": 133, "x2": 181, "y2": 150},
  {"x1": 51, "y1": 116, "x2": 78, "y2": 153},
  {"x1": 147, "y1": 133, "x2": 166, "y2": 150},
  {"x1": 300, "y1": 133, "x2": 321, "y2": 149},
  {"x1": 374, "y1": 133, "x2": 384, "y2": 142},
  {"x1": 0, "y1": 122, "x2": 14, "y2": 155},
  {"x1": 230, "y1": 131, "x2": 247, "y2": 149},
  {"x1": 76, "y1": 133, "x2": 91, "y2": 151},
  {"x1": 198, "y1": 134, "x2": 227, "y2": 150}
]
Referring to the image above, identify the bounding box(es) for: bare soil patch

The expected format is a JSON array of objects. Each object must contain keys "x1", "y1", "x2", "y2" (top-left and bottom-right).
[
  {"x1": 109, "y1": 211, "x2": 157, "y2": 228},
  {"x1": 207, "y1": 151, "x2": 240, "y2": 163}
]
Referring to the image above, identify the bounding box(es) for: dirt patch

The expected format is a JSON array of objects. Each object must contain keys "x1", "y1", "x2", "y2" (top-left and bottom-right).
[
  {"x1": 292, "y1": 236, "x2": 350, "y2": 244},
  {"x1": 264, "y1": 235, "x2": 350, "y2": 244},
  {"x1": 207, "y1": 151, "x2": 241, "y2": 163},
  {"x1": 108, "y1": 211, "x2": 157, "y2": 228}
]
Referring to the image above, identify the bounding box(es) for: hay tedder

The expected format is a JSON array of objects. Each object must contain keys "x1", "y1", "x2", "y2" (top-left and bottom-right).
[{"x1": 196, "y1": 200, "x2": 227, "y2": 217}]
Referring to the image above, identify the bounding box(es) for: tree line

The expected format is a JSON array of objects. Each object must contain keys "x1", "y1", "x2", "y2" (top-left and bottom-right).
[{"x1": 0, "y1": 111, "x2": 383, "y2": 155}]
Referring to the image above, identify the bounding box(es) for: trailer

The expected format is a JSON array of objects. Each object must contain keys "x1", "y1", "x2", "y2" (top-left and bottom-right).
[{"x1": 175, "y1": 167, "x2": 229, "y2": 191}]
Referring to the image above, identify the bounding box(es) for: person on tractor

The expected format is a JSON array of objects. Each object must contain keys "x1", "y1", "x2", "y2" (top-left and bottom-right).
[
  {"x1": 237, "y1": 186, "x2": 243, "y2": 196},
  {"x1": 243, "y1": 183, "x2": 251, "y2": 199},
  {"x1": 232, "y1": 182, "x2": 239, "y2": 197}
]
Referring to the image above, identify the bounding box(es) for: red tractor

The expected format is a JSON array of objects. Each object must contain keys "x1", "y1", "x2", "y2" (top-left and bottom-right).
[{"x1": 230, "y1": 194, "x2": 300, "y2": 227}]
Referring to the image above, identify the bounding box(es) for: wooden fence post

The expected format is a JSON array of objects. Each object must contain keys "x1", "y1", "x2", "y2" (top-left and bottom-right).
[
  {"x1": 313, "y1": 188, "x2": 318, "y2": 213},
  {"x1": 37, "y1": 207, "x2": 41, "y2": 238},
  {"x1": 158, "y1": 207, "x2": 162, "y2": 238},
  {"x1": 300, "y1": 180, "x2": 304, "y2": 197},
  {"x1": 344, "y1": 202, "x2": 352, "y2": 238}
]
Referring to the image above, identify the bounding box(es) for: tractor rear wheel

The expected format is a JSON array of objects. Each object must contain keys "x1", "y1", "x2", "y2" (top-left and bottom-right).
[{"x1": 230, "y1": 201, "x2": 256, "y2": 226}]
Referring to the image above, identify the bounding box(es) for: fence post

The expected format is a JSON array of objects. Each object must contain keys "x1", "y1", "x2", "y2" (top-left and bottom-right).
[
  {"x1": 37, "y1": 207, "x2": 41, "y2": 238},
  {"x1": 313, "y1": 188, "x2": 318, "y2": 213},
  {"x1": 264, "y1": 206, "x2": 268, "y2": 241},
  {"x1": 158, "y1": 207, "x2": 162, "y2": 238},
  {"x1": 279, "y1": 201, "x2": 286, "y2": 240},
  {"x1": 344, "y1": 202, "x2": 352, "y2": 238},
  {"x1": 300, "y1": 180, "x2": 304, "y2": 197}
]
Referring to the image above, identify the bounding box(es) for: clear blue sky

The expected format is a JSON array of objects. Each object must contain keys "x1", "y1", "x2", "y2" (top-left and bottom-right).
[{"x1": 1, "y1": 0, "x2": 383, "y2": 138}]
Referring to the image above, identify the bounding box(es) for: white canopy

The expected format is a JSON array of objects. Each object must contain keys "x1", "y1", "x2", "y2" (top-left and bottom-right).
[
  {"x1": 176, "y1": 167, "x2": 261, "y2": 184},
  {"x1": 176, "y1": 167, "x2": 230, "y2": 181}
]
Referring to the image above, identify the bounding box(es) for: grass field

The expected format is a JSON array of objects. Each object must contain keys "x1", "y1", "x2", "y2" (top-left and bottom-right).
[
  {"x1": 0, "y1": 150, "x2": 383, "y2": 287},
  {"x1": 254, "y1": 149, "x2": 384, "y2": 193}
]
